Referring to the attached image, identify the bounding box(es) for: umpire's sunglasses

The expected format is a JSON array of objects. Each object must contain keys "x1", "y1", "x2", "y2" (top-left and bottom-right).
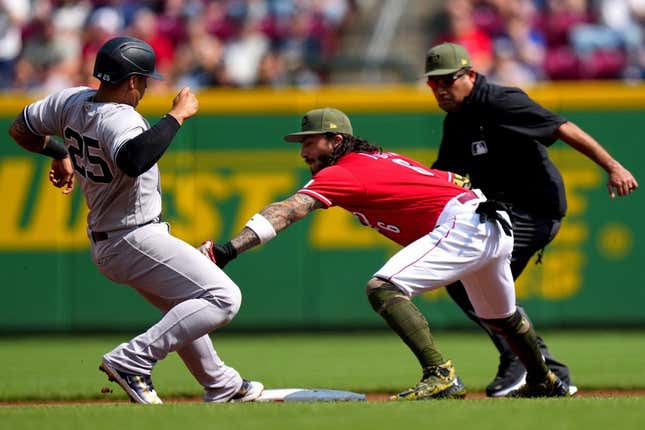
[{"x1": 426, "y1": 67, "x2": 471, "y2": 89}]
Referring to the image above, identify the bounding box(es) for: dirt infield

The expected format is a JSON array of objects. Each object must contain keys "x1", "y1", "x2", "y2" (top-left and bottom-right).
[{"x1": 1, "y1": 389, "x2": 644, "y2": 406}]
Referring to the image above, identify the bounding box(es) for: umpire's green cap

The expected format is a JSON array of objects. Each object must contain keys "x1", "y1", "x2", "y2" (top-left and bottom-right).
[
  {"x1": 424, "y1": 43, "x2": 472, "y2": 76},
  {"x1": 284, "y1": 107, "x2": 353, "y2": 142}
]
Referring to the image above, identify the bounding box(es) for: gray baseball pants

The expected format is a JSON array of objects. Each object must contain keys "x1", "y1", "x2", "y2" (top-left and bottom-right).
[{"x1": 91, "y1": 222, "x2": 243, "y2": 402}]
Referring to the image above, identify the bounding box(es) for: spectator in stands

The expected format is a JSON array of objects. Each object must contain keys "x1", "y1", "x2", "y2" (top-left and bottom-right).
[
  {"x1": 581, "y1": 0, "x2": 643, "y2": 79},
  {"x1": 173, "y1": 14, "x2": 228, "y2": 88},
  {"x1": 79, "y1": 7, "x2": 124, "y2": 88},
  {"x1": 222, "y1": 18, "x2": 270, "y2": 87},
  {"x1": 156, "y1": 0, "x2": 190, "y2": 47},
  {"x1": 502, "y1": 5, "x2": 546, "y2": 80},
  {"x1": 0, "y1": 1, "x2": 29, "y2": 88},
  {"x1": 1, "y1": 0, "x2": 356, "y2": 91},
  {"x1": 128, "y1": 7, "x2": 175, "y2": 88},
  {"x1": 434, "y1": 0, "x2": 494, "y2": 75},
  {"x1": 537, "y1": 0, "x2": 594, "y2": 79},
  {"x1": 488, "y1": 38, "x2": 539, "y2": 85},
  {"x1": 204, "y1": 0, "x2": 245, "y2": 42},
  {"x1": 431, "y1": 0, "x2": 640, "y2": 82},
  {"x1": 280, "y1": 7, "x2": 324, "y2": 81},
  {"x1": 48, "y1": 0, "x2": 92, "y2": 89},
  {"x1": 479, "y1": 0, "x2": 546, "y2": 84},
  {"x1": 18, "y1": 0, "x2": 645, "y2": 89},
  {"x1": 256, "y1": 49, "x2": 289, "y2": 86},
  {"x1": 17, "y1": 7, "x2": 70, "y2": 92}
]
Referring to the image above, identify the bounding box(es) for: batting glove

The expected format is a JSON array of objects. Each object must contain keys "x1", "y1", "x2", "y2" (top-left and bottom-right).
[{"x1": 199, "y1": 240, "x2": 238, "y2": 269}]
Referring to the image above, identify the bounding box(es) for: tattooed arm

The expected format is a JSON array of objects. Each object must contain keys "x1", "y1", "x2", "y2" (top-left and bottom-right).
[
  {"x1": 9, "y1": 112, "x2": 69, "y2": 159},
  {"x1": 8, "y1": 112, "x2": 48, "y2": 152},
  {"x1": 9, "y1": 112, "x2": 74, "y2": 193},
  {"x1": 231, "y1": 192, "x2": 325, "y2": 254}
]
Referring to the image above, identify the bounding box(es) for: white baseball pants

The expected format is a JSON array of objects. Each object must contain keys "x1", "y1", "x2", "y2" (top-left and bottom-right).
[{"x1": 374, "y1": 191, "x2": 516, "y2": 320}]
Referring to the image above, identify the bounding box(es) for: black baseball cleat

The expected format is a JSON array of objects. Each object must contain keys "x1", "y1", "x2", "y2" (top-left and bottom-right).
[
  {"x1": 486, "y1": 355, "x2": 527, "y2": 397},
  {"x1": 99, "y1": 360, "x2": 162, "y2": 404},
  {"x1": 508, "y1": 370, "x2": 571, "y2": 398},
  {"x1": 486, "y1": 354, "x2": 579, "y2": 397}
]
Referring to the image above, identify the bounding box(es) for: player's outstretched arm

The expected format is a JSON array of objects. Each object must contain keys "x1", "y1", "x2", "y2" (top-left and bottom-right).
[
  {"x1": 202, "y1": 193, "x2": 324, "y2": 268},
  {"x1": 233, "y1": 192, "x2": 324, "y2": 253},
  {"x1": 555, "y1": 121, "x2": 638, "y2": 198}
]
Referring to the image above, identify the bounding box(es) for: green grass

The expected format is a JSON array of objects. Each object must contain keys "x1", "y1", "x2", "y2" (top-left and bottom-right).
[
  {"x1": 2, "y1": 330, "x2": 644, "y2": 400},
  {"x1": 1, "y1": 399, "x2": 645, "y2": 430},
  {"x1": 1, "y1": 330, "x2": 644, "y2": 429}
]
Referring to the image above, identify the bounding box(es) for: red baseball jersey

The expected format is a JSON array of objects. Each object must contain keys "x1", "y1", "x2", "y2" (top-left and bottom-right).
[{"x1": 298, "y1": 151, "x2": 468, "y2": 246}]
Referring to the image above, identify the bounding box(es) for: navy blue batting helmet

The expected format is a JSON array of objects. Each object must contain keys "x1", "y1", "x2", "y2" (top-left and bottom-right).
[{"x1": 93, "y1": 36, "x2": 163, "y2": 83}]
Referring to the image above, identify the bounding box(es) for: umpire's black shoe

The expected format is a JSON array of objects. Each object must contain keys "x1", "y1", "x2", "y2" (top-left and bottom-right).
[
  {"x1": 540, "y1": 338, "x2": 578, "y2": 395},
  {"x1": 508, "y1": 370, "x2": 571, "y2": 398},
  {"x1": 486, "y1": 355, "x2": 527, "y2": 397}
]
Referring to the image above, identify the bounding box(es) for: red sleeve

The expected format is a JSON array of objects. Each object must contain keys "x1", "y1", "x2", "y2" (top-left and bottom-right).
[{"x1": 297, "y1": 166, "x2": 365, "y2": 208}]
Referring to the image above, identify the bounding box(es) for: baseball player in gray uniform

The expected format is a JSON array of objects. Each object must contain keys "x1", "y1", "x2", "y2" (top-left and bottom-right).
[{"x1": 8, "y1": 36, "x2": 263, "y2": 404}]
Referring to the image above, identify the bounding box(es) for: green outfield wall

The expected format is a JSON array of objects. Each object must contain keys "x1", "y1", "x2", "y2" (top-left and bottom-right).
[{"x1": 1, "y1": 83, "x2": 644, "y2": 332}]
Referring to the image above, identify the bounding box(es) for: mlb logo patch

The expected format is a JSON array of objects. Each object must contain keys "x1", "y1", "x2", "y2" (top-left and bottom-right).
[{"x1": 471, "y1": 140, "x2": 488, "y2": 156}]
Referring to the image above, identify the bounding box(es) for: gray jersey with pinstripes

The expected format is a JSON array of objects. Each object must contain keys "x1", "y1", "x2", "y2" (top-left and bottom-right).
[{"x1": 23, "y1": 86, "x2": 161, "y2": 232}]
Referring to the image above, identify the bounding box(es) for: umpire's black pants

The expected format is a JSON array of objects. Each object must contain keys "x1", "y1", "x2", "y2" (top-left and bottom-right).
[{"x1": 445, "y1": 208, "x2": 571, "y2": 383}]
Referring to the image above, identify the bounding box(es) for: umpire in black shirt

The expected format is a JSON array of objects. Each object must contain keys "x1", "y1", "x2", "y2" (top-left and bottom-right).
[{"x1": 425, "y1": 43, "x2": 638, "y2": 397}]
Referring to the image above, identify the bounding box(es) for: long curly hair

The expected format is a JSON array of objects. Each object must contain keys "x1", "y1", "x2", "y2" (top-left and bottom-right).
[{"x1": 328, "y1": 133, "x2": 382, "y2": 164}]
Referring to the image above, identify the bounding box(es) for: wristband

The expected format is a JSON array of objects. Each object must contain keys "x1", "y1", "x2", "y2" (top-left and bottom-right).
[
  {"x1": 245, "y1": 213, "x2": 277, "y2": 244},
  {"x1": 41, "y1": 138, "x2": 69, "y2": 160},
  {"x1": 214, "y1": 241, "x2": 238, "y2": 268}
]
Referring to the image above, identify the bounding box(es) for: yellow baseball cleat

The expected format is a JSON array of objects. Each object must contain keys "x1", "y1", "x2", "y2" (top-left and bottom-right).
[{"x1": 391, "y1": 360, "x2": 467, "y2": 400}]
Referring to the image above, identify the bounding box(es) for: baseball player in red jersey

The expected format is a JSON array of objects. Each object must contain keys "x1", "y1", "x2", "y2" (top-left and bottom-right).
[{"x1": 200, "y1": 107, "x2": 571, "y2": 398}]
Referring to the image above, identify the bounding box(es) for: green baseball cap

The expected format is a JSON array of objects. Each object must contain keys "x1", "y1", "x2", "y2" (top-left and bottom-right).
[
  {"x1": 283, "y1": 107, "x2": 353, "y2": 143},
  {"x1": 424, "y1": 43, "x2": 472, "y2": 76}
]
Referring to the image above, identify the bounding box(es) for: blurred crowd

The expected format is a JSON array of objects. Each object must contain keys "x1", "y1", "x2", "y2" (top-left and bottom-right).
[
  {"x1": 430, "y1": 0, "x2": 645, "y2": 85},
  {"x1": 2, "y1": 0, "x2": 645, "y2": 93},
  {"x1": 0, "y1": 0, "x2": 356, "y2": 93}
]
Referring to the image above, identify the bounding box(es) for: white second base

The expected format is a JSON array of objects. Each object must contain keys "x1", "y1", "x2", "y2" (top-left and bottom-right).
[{"x1": 257, "y1": 388, "x2": 366, "y2": 402}]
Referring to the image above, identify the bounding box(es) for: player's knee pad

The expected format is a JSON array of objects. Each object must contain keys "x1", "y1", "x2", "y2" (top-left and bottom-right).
[
  {"x1": 365, "y1": 277, "x2": 409, "y2": 315},
  {"x1": 482, "y1": 309, "x2": 531, "y2": 335}
]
